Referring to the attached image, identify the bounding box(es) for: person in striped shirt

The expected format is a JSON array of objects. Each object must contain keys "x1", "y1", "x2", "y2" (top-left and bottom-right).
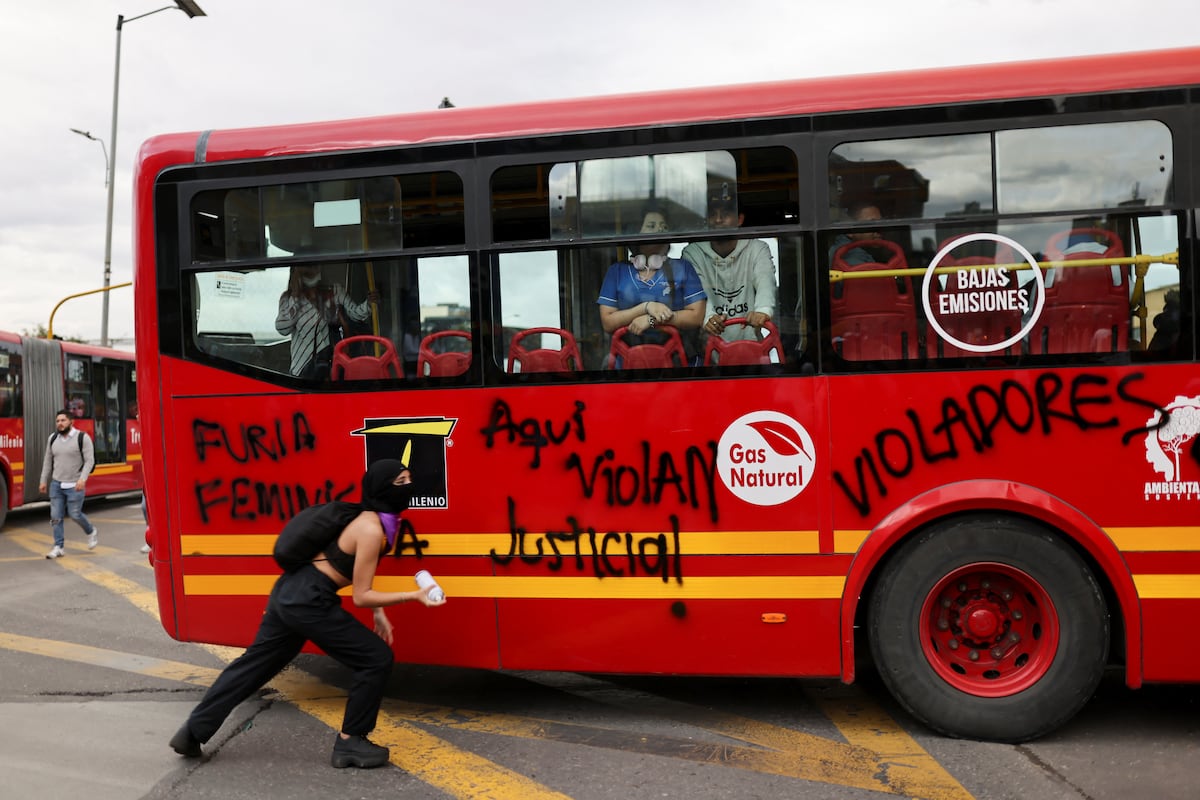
[{"x1": 275, "y1": 265, "x2": 378, "y2": 378}]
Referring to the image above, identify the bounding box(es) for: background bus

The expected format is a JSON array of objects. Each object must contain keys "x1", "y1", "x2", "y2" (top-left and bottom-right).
[
  {"x1": 0, "y1": 332, "x2": 142, "y2": 529},
  {"x1": 135, "y1": 46, "x2": 1197, "y2": 743}
]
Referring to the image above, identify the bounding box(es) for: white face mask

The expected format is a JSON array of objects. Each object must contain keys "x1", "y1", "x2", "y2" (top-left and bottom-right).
[
  {"x1": 301, "y1": 273, "x2": 321, "y2": 287},
  {"x1": 631, "y1": 253, "x2": 665, "y2": 271}
]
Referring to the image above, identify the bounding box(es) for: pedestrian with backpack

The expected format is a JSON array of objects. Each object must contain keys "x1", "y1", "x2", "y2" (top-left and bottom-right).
[
  {"x1": 170, "y1": 458, "x2": 445, "y2": 768},
  {"x1": 39, "y1": 409, "x2": 98, "y2": 558}
]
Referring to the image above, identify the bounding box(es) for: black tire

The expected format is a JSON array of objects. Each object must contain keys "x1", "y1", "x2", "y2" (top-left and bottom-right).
[
  {"x1": 0, "y1": 478, "x2": 7, "y2": 531},
  {"x1": 868, "y1": 514, "x2": 1108, "y2": 742}
]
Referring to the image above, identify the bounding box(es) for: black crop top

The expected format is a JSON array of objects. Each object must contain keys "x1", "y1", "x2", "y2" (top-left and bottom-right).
[{"x1": 322, "y1": 539, "x2": 356, "y2": 580}]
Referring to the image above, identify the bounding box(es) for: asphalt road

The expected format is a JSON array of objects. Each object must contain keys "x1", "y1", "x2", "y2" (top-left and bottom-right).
[{"x1": 1, "y1": 496, "x2": 1197, "y2": 800}]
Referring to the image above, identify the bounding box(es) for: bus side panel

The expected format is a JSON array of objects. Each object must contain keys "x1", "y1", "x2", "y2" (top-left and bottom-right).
[
  {"x1": 827, "y1": 363, "x2": 1200, "y2": 684},
  {"x1": 153, "y1": 365, "x2": 830, "y2": 676},
  {"x1": 497, "y1": 598, "x2": 841, "y2": 675},
  {"x1": 1125, "y1": 551, "x2": 1200, "y2": 682},
  {"x1": 0, "y1": 418, "x2": 22, "y2": 511}
]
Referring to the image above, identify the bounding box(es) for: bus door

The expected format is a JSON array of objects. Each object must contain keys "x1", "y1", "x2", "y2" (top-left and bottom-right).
[{"x1": 90, "y1": 360, "x2": 129, "y2": 466}]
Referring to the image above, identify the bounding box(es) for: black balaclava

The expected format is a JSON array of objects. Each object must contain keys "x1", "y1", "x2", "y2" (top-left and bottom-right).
[{"x1": 360, "y1": 458, "x2": 414, "y2": 514}]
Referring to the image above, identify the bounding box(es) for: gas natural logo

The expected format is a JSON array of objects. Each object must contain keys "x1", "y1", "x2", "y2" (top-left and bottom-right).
[{"x1": 717, "y1": 411, "x2": 816, "y2": 506}]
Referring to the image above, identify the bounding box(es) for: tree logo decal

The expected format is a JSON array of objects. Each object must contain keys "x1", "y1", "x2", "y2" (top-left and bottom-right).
[
  {"x1": 716, "y1": 411, "x2": 816, "y2": 506},
  {"x1": 1144, "y1": 395, "x2": 1200, "y2": 501}
]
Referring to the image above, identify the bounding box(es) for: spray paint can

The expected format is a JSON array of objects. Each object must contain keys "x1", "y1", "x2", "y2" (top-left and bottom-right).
[{"x1": 414, "y1": 569, "x2": 445, "y2": 602}]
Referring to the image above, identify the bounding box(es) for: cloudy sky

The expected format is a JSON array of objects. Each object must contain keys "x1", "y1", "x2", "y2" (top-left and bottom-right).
[{"x1": 4, "y1": 0, "x2": 1195, "y2": 349}]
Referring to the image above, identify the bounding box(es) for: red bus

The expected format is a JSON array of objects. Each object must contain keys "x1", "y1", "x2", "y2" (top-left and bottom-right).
[
  {"x1": 0, "y1": 332, "x2": 142, "y2": 529},
  {"x1": 135, "y1": 46, "x2": 1198, "y2": 742}
]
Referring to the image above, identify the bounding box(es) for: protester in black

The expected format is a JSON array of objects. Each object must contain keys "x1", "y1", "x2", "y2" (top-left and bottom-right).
[{"x1": 170, "y1": 459, "x2": 443, "y2": 768}]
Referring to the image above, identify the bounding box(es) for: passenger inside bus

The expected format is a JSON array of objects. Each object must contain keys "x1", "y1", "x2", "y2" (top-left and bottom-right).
[
  {"x1": 401, "y1": 319, "x2": 422, "y2": 375},
  {"x1": 827, "y1": 202, "x2": 884, "y2": 267},
  {"x1": 596, "y1": 207, "x2": 706, "y2": 366},
  {"x1": 275, "y1": 265, "x2": 379, "y2": 379},
  {"x1": 1148, "y1": 288, "x2": 1181, "y2": 353},
  {"x1": 682, "y1": 184, "x2": 778, "y2": 344}
]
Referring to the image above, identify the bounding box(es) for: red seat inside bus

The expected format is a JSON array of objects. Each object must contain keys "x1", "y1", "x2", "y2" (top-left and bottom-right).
[
  {"x1": 506, "y1": 327, "x2": 583, "y2": 373},
  {"x1": 1028, "y1": 228, "x2": 1129, "y2": 354},
  {"x1": 331, "y1": 335, "x2": 404, "y2": 380},
  {"x1": 417, "y1": 330, "x2": 472, "y2": 377},
  {"x1": 607, "y1": 326, "x2": 688, "y2": 369},
  {"x1": 830, "y1": 238, "x2": 919, "y2": 360},
  {"x1": 926, "y1": 238, "x2": 1021, "y2": 358},
  {"x1": 703, "y1": 318, "x2": 784, "y2": 366}
]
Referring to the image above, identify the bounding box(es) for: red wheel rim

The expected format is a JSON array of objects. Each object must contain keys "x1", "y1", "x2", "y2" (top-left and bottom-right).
[{"x1": 918, "y1": 561, "x2": 1059, "y2": 697}]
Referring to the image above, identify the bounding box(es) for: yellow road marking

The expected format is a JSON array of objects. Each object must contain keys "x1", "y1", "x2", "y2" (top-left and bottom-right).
[
  {"x1": 273, "y1": 670, "x2": 573, "y2": 800},
  {"x1": 7, "y1": 524, "x2": 974, "y2": 798},
  {"x1": 0, "y1": 631, "x2": 222, "y2": 686},
  {"x1": 812, "y1": 685, "x2": 971, "y2": 800}
]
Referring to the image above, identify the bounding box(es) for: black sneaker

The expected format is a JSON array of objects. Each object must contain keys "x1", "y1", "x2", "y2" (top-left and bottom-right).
[
  {"x1": 170, "y1": 722, "x2": 202, "y2": 757},
  {"x1": 331, "y1": 734, "x2": 389, "y2": 768}
]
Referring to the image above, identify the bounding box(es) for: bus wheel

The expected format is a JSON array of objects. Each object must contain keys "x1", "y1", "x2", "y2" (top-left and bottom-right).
[
  {"x1": 0, "y1": 478, "x2": 7, "y2": 529},
  {"x1": 868, "y1": 515, "x2": 1108, "y2": 742}
]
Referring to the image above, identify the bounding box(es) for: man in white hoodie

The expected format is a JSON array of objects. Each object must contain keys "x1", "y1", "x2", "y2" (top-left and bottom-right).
[{"x1": 682, "y1": 185, "x2": 777, "y2": 344}]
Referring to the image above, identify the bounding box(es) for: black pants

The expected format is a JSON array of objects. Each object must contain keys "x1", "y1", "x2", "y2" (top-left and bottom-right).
[{"x1": 185, "y1": 565, "x2": 393, "y2": 742}]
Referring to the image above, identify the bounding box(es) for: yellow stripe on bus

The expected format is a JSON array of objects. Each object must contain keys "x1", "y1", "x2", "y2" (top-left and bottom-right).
[
  {"x1": 93, "y1": 464, "x2": 134, "y2": 476},
  {"x1": 179, "y1": 530, "x2": 824, "y2": 557},
  {"x1": 1105, "y1": 527, "x2": 1200, "y2": 551},
  {"x1": 183, "y1": 573, "x2": 847, "y2": 600},
  {"x1": 834, "y1": 530, "x2": 869, "y2": 553},
  {"x1": 1133, "y1": 574, "x2": 1200, "y2": 599}
]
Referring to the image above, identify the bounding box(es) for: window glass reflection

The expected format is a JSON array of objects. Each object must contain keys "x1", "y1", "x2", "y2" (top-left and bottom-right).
[
  {"x1": 996, "y1": 121, "x2": 1172, "y2": 213},
  {"x1": 830, "y1": 134, "x2": 991, "y2": 220}
]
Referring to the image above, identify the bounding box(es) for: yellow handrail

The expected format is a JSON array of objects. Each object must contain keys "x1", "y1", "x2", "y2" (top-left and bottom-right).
[{"x1": 829, "y1": 251, "x2": 1178, "y2": 283}]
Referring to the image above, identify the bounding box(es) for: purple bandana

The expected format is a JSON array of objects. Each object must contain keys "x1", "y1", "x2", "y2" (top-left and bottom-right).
[{"x1": 379, "y1": 512, "x2": 400, "y2": 550}]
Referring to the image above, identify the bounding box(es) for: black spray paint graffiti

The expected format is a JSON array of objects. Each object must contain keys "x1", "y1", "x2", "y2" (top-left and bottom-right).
[
  {"x1": 491, "y1": 498, "x2": 683, "y2": 584},
  {"x1": 479, "y1": 398, "x2": 586, "y2": 469},
  {"x1": 190, "y1": 412, "x2": 356, "y2": 524},
  {"x1": 834, "y1": 371, "x2": 1166, "y2": 517},
  {"x1": 193, "y1": 412, "x2": 317, "y2": 463},
  {"x1": 388, "y1": 516, "x2": 430, "y2": 559},
  {"x1": 566, "y1": 441, "x2": 721, "y2": 523}
]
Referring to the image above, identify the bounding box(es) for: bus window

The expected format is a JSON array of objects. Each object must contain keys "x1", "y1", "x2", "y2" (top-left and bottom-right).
[
  {"x1": 829, "y1": 133, "x2": 990, "y2": 223},
  {"x1": 191, "y1": 171, "x2": 465, "y2": 265},
  {"x1": 413, "y1": 255, "x2": 473, "y2": 379},
  {"x1": 189, "y1": 254, "x2": 476, "y2": 385},
  {"x1": 93, "y1": 363, "x2": 126, "y2": 465},
  {"x1": 996, "y1": 121, "x2": 1172, "y2": 213},
  {"x1": 550, "y1": 151, "x2": 734, "y2": 239},
  {"x1": 66, "y1": 357, "x2": 90, "y2": 417},
  {"x1": 496, "y1": 249, "x2": 588, "y2": 372},
  {"x1": 828, "y1": 212, "x2": 1184, "y2": 362},
  {"x1": 0, "y1": 349, "x2": 19, "y2": 418},
  {"x1": 494, "y1": 146, "x2": 798, "y2": 243}
]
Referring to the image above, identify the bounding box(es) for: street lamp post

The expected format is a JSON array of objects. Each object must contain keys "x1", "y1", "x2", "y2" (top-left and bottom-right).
[
  {"x1": 69, "y1": 128, "x2": 109, "y2": 187},
  {"x1": 95, "y1": 0, "x2": 206, "y2": 346}
]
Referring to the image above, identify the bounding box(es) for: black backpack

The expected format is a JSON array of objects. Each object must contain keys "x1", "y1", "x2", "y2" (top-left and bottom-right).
[
  {"x1": 272, "y1": 501, "x2": 362, "y2": 572},
  {"x1": 48, "y1": 430, "x2": 96, "y2": 475}
]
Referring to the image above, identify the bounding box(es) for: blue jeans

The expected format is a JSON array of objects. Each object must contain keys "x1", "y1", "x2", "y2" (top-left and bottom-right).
[{"x1": 49, "y1": 480, "x2": 94, "y2": 548}]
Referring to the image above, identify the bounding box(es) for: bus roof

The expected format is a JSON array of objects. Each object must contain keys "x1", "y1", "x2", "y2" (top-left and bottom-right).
[{"x1": 140, "y1": 45, "x2": 1200, "y2": 166}]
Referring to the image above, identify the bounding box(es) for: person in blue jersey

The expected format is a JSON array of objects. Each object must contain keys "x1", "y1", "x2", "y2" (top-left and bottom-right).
[{"x1": 596, "y1": 207, "x2": 706, "y2": 352}]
